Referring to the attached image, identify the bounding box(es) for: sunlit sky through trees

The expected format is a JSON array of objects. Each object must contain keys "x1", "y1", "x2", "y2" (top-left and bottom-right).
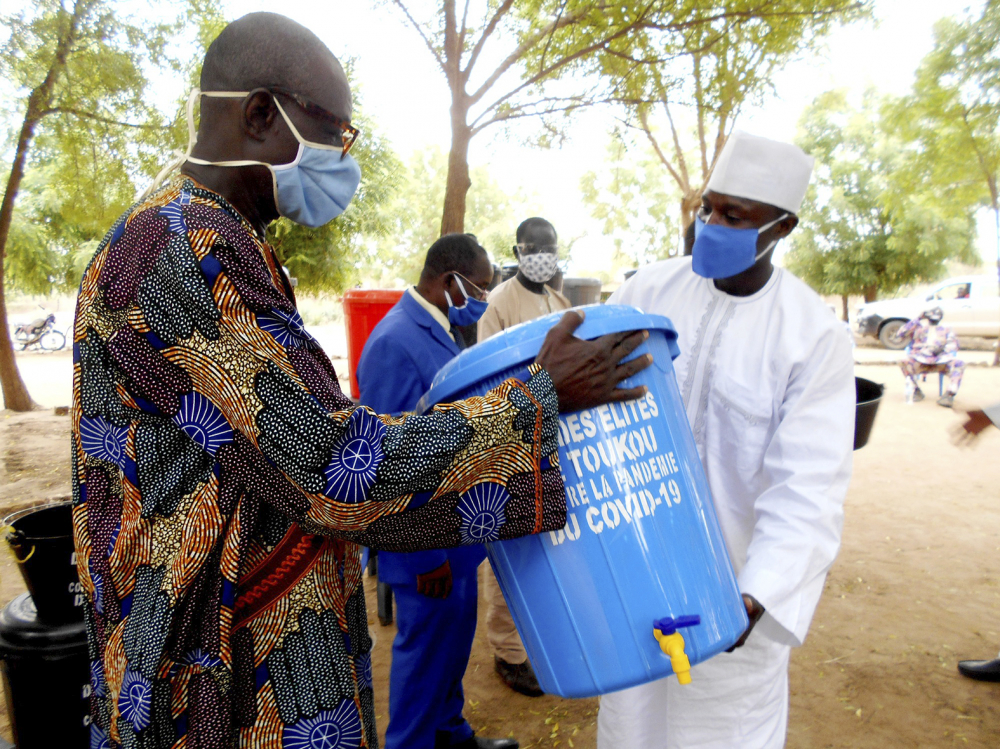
[{"x1": 3, "y1": 0, "x2": 993, "y2": 277}]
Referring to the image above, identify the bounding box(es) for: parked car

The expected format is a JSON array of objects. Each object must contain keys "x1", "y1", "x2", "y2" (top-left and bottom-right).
[{"x1": 856, "y1": 275, "x2": 1000, "y2": 349}]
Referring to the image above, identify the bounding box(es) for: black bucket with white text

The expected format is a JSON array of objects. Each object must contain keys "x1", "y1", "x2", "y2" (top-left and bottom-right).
[
  {"x1": 4, "y1": 502, "x2": 83, "y2": 624},
  {"x1": 0, "y1": 593, "x2": 89, "y2": 748}
]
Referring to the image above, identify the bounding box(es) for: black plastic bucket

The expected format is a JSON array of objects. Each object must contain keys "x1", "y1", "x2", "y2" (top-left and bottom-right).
[
  {"x1": 0, "y1": 593, "x2": 89, "y2": 748},
  {"x1": 4, "y1": 502, "x2": 83, "y2": 623},
  {"x1": 854, "y1": 377, "x2": 884, "y2": 451}
]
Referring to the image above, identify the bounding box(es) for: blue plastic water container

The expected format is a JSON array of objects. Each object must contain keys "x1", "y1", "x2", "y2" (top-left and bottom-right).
[{"x1": 418, "y1": 305, "x2": 748, "y2": 698}]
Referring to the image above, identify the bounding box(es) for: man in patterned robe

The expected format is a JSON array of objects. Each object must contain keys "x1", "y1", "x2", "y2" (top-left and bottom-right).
[
  {"x1": 897, "y1": 307, "x2": 965, "y2": 408},
  {"x1": 71, "y1": 12, "x2": 649, "y2": 749}
]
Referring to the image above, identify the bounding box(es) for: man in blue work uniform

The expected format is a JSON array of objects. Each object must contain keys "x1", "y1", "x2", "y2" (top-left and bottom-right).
[{"x1": 357, "y1": 233, "x2": 514, "y2": 749}]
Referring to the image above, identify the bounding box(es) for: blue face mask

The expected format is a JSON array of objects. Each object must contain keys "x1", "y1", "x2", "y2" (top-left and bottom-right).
[
  {"x1": 691, "y1": 213, "x2": 787, "y2": 279},
  {"x1": 446, "y1": 275, "x2": 489, "y2": 327},
  {"x1": 185, "y1": 91, "x2": 362, "y2": 228}
]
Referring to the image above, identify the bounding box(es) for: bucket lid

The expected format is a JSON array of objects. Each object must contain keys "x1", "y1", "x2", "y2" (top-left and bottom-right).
[
  {"x1": 0, "y1": 594, "x2": 87, "y2": 654},
  {"x1": 418, "y1": 304, "x2": 679, "y2": 414}
]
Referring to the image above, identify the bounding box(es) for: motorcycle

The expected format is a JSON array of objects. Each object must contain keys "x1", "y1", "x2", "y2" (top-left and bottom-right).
[{"x1": 13, "y1": 313, "x2": 66, "y2": 352}]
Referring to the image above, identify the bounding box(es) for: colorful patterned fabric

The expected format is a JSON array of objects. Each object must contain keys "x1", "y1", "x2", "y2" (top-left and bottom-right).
[
  {"x1": 898, "y1": 318, "x2": 965, "y2": 394},
  {"x1": 898, "y1": 318, "x2": 960, "y2": 364},
  {"x1": 71, "y1": 178, "x2": 566, "y2": 749}
]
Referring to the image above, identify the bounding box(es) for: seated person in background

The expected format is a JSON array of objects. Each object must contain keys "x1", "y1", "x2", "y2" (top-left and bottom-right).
[
  {"x1": 357, "y1": 234, "x2": 513, "y2": 749},
  {"x1": 898, "y1": 306, "x2": 965, "y2": 408},
  {"x1": 477, "y1": 217, "x2": 572, "y2": 697}
]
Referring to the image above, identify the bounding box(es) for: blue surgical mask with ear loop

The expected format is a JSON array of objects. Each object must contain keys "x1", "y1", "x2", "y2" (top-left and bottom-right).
[
  {"x1": 691, "y1": 212, "x2": 788, "y2": 279},
  {"x1": 446, "y1": 274, "x2": 489, "y2": 327},
  {"x1": 180, "y1": 89, "x2": 361, "y2": 227}
]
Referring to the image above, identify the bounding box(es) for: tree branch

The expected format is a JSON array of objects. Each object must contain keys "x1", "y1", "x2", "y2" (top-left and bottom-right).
[
  {"x1": 40, "y1": 107, "x2": 168, "y2": 130},
  {"x1": 960, "y1": 108, "x2": 1000, "y2": 207},
  {"x1": 664, "y1": 96, "x2": 692, "y2": 189},
  {"x1": 464, "y1": 0, "x2": 517, "y2": 80},
  {"x1": 458, "y1": 0, "x2": 472, "y2": 56},
  {"x1": 466, "y1": 4, "x2": 598, "y2": 106},
  {"x1": 444, "y1": 0, "x2": 458, "y2": 68},
  {"x1": 470, "y1": 10, "x2": 650, "y2": 117},
  {"x1": 537, "y1": 0, "x2": 571, "y2": 75},
  {"x1": 471, "y1": 96, "x2": 591, "y2": 134},
  {"x1": 638, "y1": 108, "x2": 685, "y2": 189},
  {"x1": 643, "y1": 4, "x2": 865, "y2": 33},
  {"x1": 389, "y1": 0, "x2": 448, "y2": 76},
  {"x1": 472, "y1": 0, "x2": 816, "y2": 120}
]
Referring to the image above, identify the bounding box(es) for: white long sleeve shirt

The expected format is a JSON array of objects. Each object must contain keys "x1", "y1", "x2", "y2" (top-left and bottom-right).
[{"x1": 610, "y1": 257, "x2": 854, "y2": 647}]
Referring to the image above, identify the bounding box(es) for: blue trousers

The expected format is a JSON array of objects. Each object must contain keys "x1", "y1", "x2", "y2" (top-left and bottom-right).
[{"x1": 385, "y1": 572, "x2": 478, "y2": 749}]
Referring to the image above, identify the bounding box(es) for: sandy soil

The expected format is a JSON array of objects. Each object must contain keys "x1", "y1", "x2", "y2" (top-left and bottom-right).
[{"x1": 1, "y1": 361, "x2": 999, "y2": 747}]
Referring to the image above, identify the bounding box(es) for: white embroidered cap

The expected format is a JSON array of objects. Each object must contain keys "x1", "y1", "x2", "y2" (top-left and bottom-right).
[{"x1": 706, "y1": 130, "x2": 815, "y2": 214}]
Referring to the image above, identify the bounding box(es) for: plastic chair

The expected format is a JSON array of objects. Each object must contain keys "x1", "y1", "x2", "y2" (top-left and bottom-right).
[
  {"x1": 903, "y1": 341, "x2": 945, "y2": 398},
  {"x1": 919, "y1": 371, "x2": 945, "y2": 396}
]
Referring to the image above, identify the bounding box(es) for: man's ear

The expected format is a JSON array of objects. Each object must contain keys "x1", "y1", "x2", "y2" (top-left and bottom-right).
[
  {"x1": 512, "y1": 245, "x2": 519, "y2": 260},
  {"x1": 241, "y1": 90, "x2": 277, "y2": 141},
  {"x1": 776, "y1": 214, "x2": 799, "y2": 239}
]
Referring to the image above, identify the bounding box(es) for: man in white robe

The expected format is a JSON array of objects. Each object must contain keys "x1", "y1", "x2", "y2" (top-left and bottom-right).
[{"x1": 598, "y1": 131, "x2": 855, "y2": 749}]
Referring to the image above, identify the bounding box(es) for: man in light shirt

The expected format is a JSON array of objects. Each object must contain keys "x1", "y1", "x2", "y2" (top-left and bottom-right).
[
  {"x1": 478, "y1": 218, "x2": 572, "y2": 341},
  {"x1": 598, "y1": 131, "x2": 855, "y2": 748},
  {"x1": 477, "y1": 217, "x2": 572, "y2": 696}
]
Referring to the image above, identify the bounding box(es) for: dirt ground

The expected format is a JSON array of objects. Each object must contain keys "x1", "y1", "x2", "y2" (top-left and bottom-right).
[{"x1": 1, "y1": 361, "x2": 999, "y2": 747}]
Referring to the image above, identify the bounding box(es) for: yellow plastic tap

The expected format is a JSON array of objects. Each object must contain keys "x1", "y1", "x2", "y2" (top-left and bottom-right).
[{"x1": 654, "y1": 629, "x2": 692, "y2": 684}]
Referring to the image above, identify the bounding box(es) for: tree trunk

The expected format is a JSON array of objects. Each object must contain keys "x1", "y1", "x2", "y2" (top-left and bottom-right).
[
  {"x1": 0, "y1": 0, "x2": 81, "y2": 410},
  {"x1": 992, "y1": 201, "x2": 999, "y2": 367},
  {"x1": 863, "y1": 284, "x2": 878, "y2": 304},
  {"x1": 0, "y1": 113, "x2": 46, "y2": 412},
  {"x1": 0, "y1": 282, "x2": 35, "y2": 411},
  {"x1": 441, "y1": 104, "x2": 472, "y2": 236},
  {"x1": 841, "y1": 295, "x2": 849, "y2": 322},
  {"x1": 680, "y1": 190, "x2": 701, "y2": 233}
]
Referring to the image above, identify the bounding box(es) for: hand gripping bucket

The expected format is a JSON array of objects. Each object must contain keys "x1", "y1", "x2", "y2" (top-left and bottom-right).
[
  {"x1": 3, "y1": 501, "x2": 83, "y2": 624},
  {"x1": 418, "y1": 305, "x2": 748, "y2": 698}
]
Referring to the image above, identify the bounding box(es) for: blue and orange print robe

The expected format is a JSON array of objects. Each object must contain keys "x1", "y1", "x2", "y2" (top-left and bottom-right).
[{"x1": 71, "y1": 178, "x2": 567, "y2": 749}]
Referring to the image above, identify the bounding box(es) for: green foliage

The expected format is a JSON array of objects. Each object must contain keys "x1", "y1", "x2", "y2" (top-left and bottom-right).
[
  {"x1": 581, "y1": 0, "x2": 868, "y2": 255},
  {"x1": 580, "y1": 138, "x2": 679, "y2": 267},
  {"x1": 163, "y1": 0, "x2": 229, "y2": 154},
  {"x1": 892, "y1": 1, "x2": 999, "y2": 258},
  {"x1": 1, "y1": 0, "x2": 405, "y2": 297},
  {"x1": 395, "y1": 0, "x2": 868, "y2": 233},
  {"x1": 1, "y1": 0, "x2": 188, "y2": 292},
  {"x1": 367, "y1": 147, "x2": 532, "y2": 286},
  {"x1": 786, "y1": 89, "x2": 978, "y2": 301},
  {"x1": 3, "y1": 0, "x2": 178, "y2": 211}
]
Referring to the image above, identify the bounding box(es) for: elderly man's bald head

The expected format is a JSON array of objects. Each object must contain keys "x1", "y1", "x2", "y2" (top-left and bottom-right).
[
  {"x1": 183, "y1": 13, "x2": 355, "y2": 230},
  {"x1": 200, "y1": 12, "x2": 350, "y2": 117}
]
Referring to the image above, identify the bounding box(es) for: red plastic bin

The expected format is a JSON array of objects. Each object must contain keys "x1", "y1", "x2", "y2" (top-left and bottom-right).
[{"x1": 342, "y1": 289, "x2": 405, "y2": 400}]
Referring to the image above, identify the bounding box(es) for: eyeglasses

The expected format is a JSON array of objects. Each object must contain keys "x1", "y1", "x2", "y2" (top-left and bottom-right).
[
  {"x1": 515, "y1": 243, "x2": 559, "y2": 255},
  {"x1": 452, "y1": 272, "x2": 489, "y2": 301},
  {"x1": 267, "y1": 86, "x2": 360, "y2": 157}
]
